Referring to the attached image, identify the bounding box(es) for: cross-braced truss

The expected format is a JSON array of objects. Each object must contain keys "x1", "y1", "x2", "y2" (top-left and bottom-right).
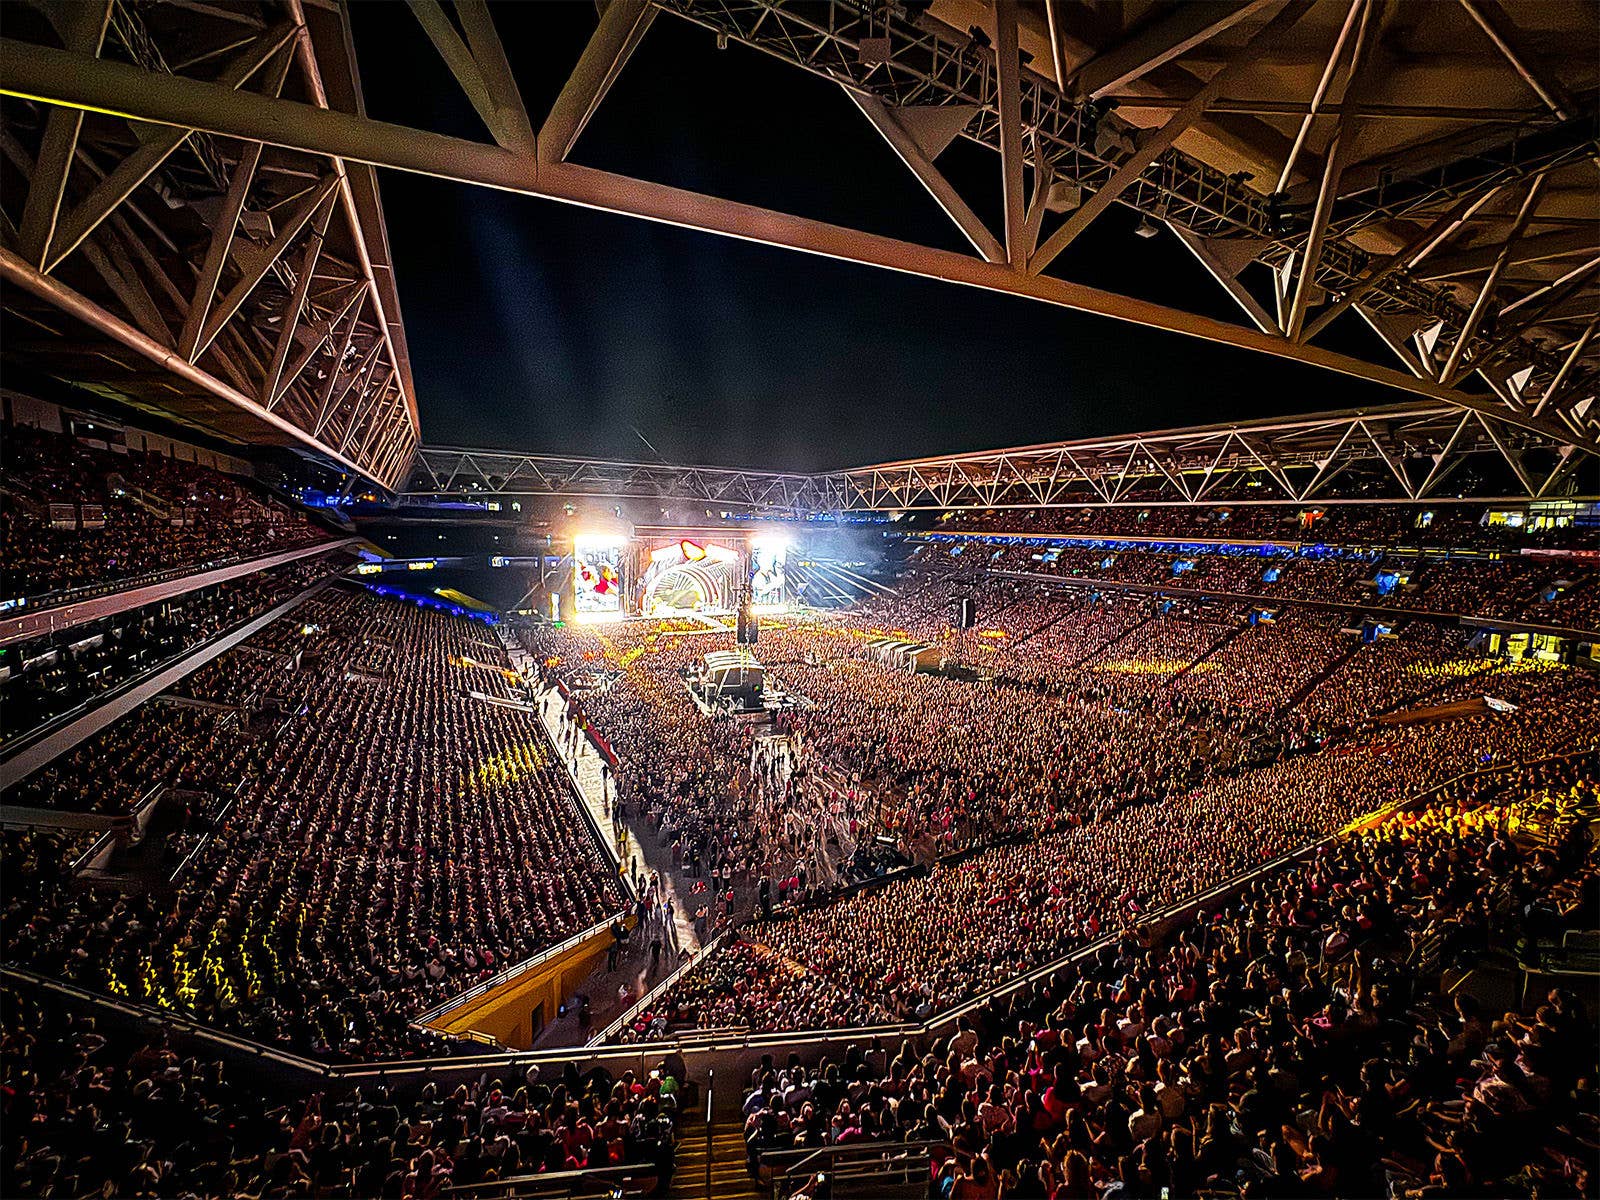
[
  {"x1": 657, "y1": 0, "x2": 1600, "y2": 440},
  {"x1": 823, "y1": 402, "x2": 1595, "y2": 510},
  {"x1": 409, "y1": 446, "x2": 823, "y2": 511},
  {"x1": 0, "y1": 0, "x2": 419, "y2": 488},
  {"x1": 3, "y1": 0, "x2": 1595, "y2": 464},
  {"x1": 408, "y1": 402, "x2": 1596, "y2": 512}
]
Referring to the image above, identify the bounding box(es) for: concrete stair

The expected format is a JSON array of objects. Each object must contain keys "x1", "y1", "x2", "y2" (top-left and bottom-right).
[{"x1": 671, "y1": 1125, "x2": 762, "y2": 1200}]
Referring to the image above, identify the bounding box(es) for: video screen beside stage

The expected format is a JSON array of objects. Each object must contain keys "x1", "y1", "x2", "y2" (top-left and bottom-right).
[
  {"x1": 573, "y1": 535, "x2": 624, "y2": 615},
  {"x1": 750, "y1": 537, "x2": 787, "y2": 604}
]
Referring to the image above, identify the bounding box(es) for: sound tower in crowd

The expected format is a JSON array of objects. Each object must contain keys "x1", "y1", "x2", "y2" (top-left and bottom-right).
[
  {"x1": 956, "y1": 595, "x2": 975, "y2": 629},
  {"x1": 736, "y1": 585, "x2": 758, "y2": 645}
]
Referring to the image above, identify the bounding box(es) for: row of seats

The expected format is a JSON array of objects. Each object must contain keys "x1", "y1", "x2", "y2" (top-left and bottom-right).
[
  {"x1": 739, "y1": 757, "x2": 1599, "y2": 1200},
  {"x1": 0, "y1": 550, "x2": 352, "y2": 748},
  {"x1": 3, "y1": 588, "x2": 627, "y2": 1060},
  {"x1": 913, "y1": 538, "x2": 1600, "y2": 630},
  {"x1": 2, "y1": 422, "x2": 330, "y2": 604}
]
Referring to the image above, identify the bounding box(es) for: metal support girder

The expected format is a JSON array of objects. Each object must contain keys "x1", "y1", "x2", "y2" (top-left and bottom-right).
[
  {"x1": 285, "y1": 0, "x2": 418, "y2": 439},
  {"x1": 1302, "y1": 185, "x2": 1506, "y2": 340},
  {"x1": 3, "y1": 34, "x2": 1594, "y2": 451},
  {"x1": 1031, "y1": 0, "x2": 1310, "y2": 276},
  {"x1": 1440, "y1": 174, "x2": 1548, "y2": 383},
  {"x1": 0, "y1": 126, "x2": 160, "y2": 348},
  {"x1": 1419, "y1": 228, "x2": 1599, "y2": 281},
  {"x1": 1274, "y1": 0, "x2": 1364, "y2": 193},
  {"x1": 1285, "y1": 118, "x2": 1352, "y2": 340},
  {"x1": 14, "y1": 0, "x2": 112, "y2": 267},
  {"x1": 1067, "y1": 0, "x2": 1278, "y2": 102},
  {"x1": 1413, "y1": 410, "x2": 1473, "y2": 497},
  {"x1": 262, "y1": 189, "x2": 337, "y2": 406},
  {"x1": 844, "y1": 89, "x2": 1003, "y2": 263},
  {"x1": 1460, "y1": 263, "x2": 1600, "y2": 394},
  {"x1": 407, "y1": 445, "x2": 821, "y2": 509},
  {"x1": 0, "y1": 243, "x2": 384, "y2": 481},
  {"x1": 3, "y1": 6, "x2": 416, "y2": 487},
  {"x1": 310, "y1": 292, "x2": 368, "y2": 436},
  {"x1": 176, "y1": 39, "x2": 298, "y2": 360},
  {"x1": 1456, "y1": 0, "x2": 1578, "y2": 121},
  {"x1": 179, "y1": 135, "x2": 265, "y2": 359},
  {"x1": 275, "y1": 282, "x2": 364, "y2": 413},
  {"x1": 538, "y1": 0, "x2": 654, "y2": 164},
  {"x1": 1168, "y1": 223, "x2": 1280, "y2": 334},
  {"x1": 79, "y1": 224, "x2": 171, "y2": 346},
  {"x1": 814, "y1": 400, "x2": 1597, "y2": 509},
  {"x1": 325, "y1": 338, "x2": 385, "y2": 445},
  {"x1": 41, "y1": 21, "x2": 299, "y2": 275},
  {"x1": 1474, "y1": 410, "x2": 1538, "y2": 496},
  {"x1": 1042, "y1": 0, "x2": 1070, "y2": 92},
  {"x1": 190, "y1": 172, "x2": 342, "y2": 363},
  {"x1": 1285, "y1": 0, "x2": 1384, "y2": 341},
  {"x1": 644, "y1": 0, "x2": 1596, "y2": 406},
  {"x1": 1533, "y1": 317, "x2": 1598, "y2": 418},
  {"x1": 1499, "y1": 255, "x2": 1600, "y2": 320},
  {"x1": 410, "y1": 0, "x2": 536, "y2": 154},
  {"x1": 1091, "y1": 97, "x2": 1547, "y2": 121},
  {"x1": 1356, "y1": 419, "x2": 1417, "y2": 498},
  {"x1": 1020, "y1": 154, "x2": 1053, "y2": 260},
  {"x1": 993, "y1": 0, "x2": 1027, "y2": 267}
]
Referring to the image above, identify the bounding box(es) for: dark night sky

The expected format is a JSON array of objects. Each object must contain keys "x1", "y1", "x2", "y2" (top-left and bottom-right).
[{"x1": 349, "y1": 3, "x2": 1411, "y2": 472}]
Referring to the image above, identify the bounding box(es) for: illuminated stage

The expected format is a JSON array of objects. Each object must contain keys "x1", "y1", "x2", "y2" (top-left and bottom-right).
[{"x1": 569, "y1": 528, "x2": 793, "y2": 620}]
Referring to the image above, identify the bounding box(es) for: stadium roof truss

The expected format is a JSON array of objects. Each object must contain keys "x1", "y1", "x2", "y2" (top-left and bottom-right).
[
  {"x1": 410, "y1": 446, "x2": 823, "y2": 510},
  {"x1": 409, "y1": 401, "x2": 1597, "y2": 512},
  {"x1": 820, "y1": 402, "x2": 1597, "y2": 510},
  {"x1": 4, "y1": 0, "x2": 1597, "y2": 470},
  {"x1": 0, "y1": 0, "x2": 419, "y2": 488}
]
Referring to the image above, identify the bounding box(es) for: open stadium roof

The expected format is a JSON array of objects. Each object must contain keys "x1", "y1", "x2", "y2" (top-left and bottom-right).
[{"x1": 3, "y1": 0, "x2": 1597, "y2": 488}]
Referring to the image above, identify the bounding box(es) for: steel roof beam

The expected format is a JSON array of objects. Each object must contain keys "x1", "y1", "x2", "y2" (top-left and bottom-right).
[
  {"x1": 1067, "y1": 0, "x2": 1278, "y2": 101},
  {"x1": 1030, "y1": 0, "x2": 1313, "y2": 276},
  {"x1": 1418, "y1": 228, "x2": 1600, "y2": 281},
  {"x1": 1456, "y1": 0, "x2": 1578, "y2": 121},
  {"x1": 1441, "y1": 174, "x2": 1548, "y2": 383},
  {"x1": 410, "y1": 0, "x2": 536, "y2": 154},
  {"x1": 6, "y1": 35, "x2": 1588, "y2": 453},
  {"x1": 844, "y1": 89, "x2": 1003, "y2": 263},
  {"x1": 539, "y1": 0, "x2": 654, "y2": 164},
  {"x1": 994, "y1": 0, "x2": 1027, "y2": 267},
  {"x1": 1303, "y1": 185, "x2": 1506, "y2": 339},
  {"x1": 642, "y1": 0, "x2": 1596, "y2": 427},
  {"x1": 14, "y1": 1, "x2": 112, "y2": 268},
  {"x1": 0, "y1": 243, "x2": 383, "y2": 482}
]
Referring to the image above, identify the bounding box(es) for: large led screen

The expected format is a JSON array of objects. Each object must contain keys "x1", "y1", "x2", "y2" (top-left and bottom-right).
[{"x1": 573, "y1": 536, "x2": 624, "y2": 614}]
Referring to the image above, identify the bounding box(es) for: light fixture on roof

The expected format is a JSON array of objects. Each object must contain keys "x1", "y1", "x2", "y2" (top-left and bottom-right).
[{"x1": 1134, "y1": 216, "x2": 1159, "y2": 239}]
